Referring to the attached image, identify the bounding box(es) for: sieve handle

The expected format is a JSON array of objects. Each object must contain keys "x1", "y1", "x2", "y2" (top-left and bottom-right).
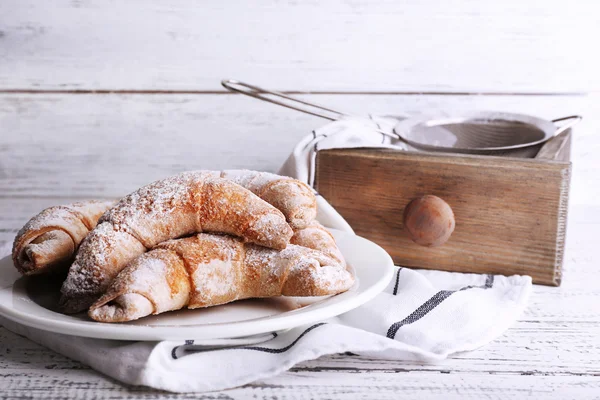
[
  {"x1": 221, "y1": 79, "x2": 400, "y2": 139},
  {"x1": 221, "y1": 79, "x2": 348, "y2": 121},
  {"x1": 551, "y1": 115, "x2": 582, "y2": 136}
]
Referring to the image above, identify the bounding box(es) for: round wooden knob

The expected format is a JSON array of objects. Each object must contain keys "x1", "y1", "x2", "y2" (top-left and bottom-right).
[{"x1": 403, "y1": 195, "x2": 455, "y2": 247}]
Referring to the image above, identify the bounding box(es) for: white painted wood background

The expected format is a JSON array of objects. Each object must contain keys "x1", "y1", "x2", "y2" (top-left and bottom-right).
[
  {"x1": 1, "y1": 0, "x2": 599, "y2": 93},
  {"x1": 1, "y1": 0, "x2": 599, "y2": 398}
]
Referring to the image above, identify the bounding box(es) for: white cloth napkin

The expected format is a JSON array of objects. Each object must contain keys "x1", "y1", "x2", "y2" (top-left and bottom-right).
[{"x1": 0, "y1": 118, "x2": 532, "y2": 393}]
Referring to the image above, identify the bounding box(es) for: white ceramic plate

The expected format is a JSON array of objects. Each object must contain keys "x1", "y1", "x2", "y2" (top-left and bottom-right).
[{"x1": 0, "y1": 229, "x2": 394, "y2": 341}]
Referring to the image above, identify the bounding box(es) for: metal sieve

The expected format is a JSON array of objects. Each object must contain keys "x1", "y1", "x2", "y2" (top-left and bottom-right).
[{"x1": 221, "y1": 79, "x2": 581, "y2": 156}]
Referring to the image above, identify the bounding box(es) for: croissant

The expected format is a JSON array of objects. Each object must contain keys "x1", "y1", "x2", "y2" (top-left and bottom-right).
[
  {"x1": 219, "y1": 170, "x2": 316, "y2": 229},
  {"x1": 88, "y1": 233, "x2": 354, "y2": 322},
  {"x1": 291, "y1": 221, "x2": 345, "y2": 269},
  {"x1": 12, "y1": 201, "x2": 113, "y2": 275},
  {"x1": 60, "y1": 172, "x2": 293, "y2": 313}
]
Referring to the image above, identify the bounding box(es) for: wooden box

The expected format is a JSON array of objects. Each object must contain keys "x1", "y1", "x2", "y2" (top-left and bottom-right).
[{"x1": 315, "y1": 130, "x2": 572, "y2": 286}]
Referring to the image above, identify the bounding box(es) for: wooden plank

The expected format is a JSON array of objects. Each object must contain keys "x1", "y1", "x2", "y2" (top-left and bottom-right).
[
  {"x1": 2, "y1": 323, "x2": 599, "y2": 379},
  {"x1": 0, "y1": 0, "x2": 598, "y2": 93},
  {"x1": 0, "y1": 93, "x2": 595, "y2": 201},
  {"x1": 1, "y1": 322, "x2": 599, "y2": 399}
]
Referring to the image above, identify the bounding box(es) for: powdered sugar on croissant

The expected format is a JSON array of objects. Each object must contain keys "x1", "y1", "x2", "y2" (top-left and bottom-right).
[
  {"x1": 12, "y1": 200, "x2": 113, "y2": 275},
  {"x1": 88, "y1": 233, "x2": 354, "y2": 323},
  {"x1": 219, "y1": 170, "x2": 317, "y2": 229},
  {"x1": 60, "y1": 172, "x2": 293, "y2": 314},
  {"x1": 291, "y1": 221, "x2": 346, "y2": 269}
]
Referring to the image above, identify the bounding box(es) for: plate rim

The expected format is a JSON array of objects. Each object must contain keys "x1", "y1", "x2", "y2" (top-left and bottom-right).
[{"x1": 0, "y1": 229, "x2": 394, "y2": 341}]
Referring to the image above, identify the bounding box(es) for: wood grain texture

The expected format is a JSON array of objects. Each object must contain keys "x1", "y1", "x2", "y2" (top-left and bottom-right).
[
  {"x1": 0, "y1": 92, "x2": 598, "y2": 398},
  {"x1": 0, "y1": 0, "x2": 598, "y2": 93},
  {"x1": 316, "y1": 149, "x2": 570, "y2": 285},
  {"x1": 0, "y1": 93, "x2": 595, "y2": 202}
]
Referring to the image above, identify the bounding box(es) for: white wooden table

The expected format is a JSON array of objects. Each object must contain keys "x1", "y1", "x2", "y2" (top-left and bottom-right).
[{"x1": 1, "y1": 1, "x2": 599, "y2": 398}]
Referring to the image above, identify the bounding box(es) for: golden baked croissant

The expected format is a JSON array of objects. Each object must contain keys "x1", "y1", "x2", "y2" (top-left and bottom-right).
[
  {"x1": 291, "y1": 221, "x2": 345, "y2": 269},
  {"x1": 219, "y1": 170, "x2": 316, "y2": 229},
  {"x1": 12, "y1": 201, "x2": 113, "y2": 275},
  {"x1": 88, "y1": 233, "x2": 354, "y2": 322},
  {"x1": 60, "y1": 172, "x2": 293, "y2": 313}
]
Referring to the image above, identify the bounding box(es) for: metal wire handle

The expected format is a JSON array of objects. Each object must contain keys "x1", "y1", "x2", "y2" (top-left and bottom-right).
[
  {"x1": 221, "y1": 79, "x2": 400, "y2": 139},
  {"x1": 222, "y1": 79, "x2": 582, "y2": 146},
  {"x1": 221, "y1": 79, "x2": 349, "y2": 121},
  {"x1": 551, "y1": 115, "x2": 582, "y2": 137}
]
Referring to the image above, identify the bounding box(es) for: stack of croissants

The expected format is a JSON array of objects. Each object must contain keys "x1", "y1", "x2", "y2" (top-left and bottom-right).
[{"x1": 12, "y1": 170, "x2": 354, "y2": 323}]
